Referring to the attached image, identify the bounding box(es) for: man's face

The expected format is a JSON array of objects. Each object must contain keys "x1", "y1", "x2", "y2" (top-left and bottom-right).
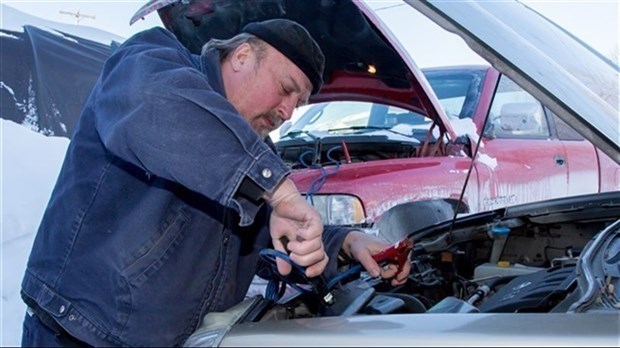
[{"x1": 225, "y1": 43, "x2": 313, "y2": 139}]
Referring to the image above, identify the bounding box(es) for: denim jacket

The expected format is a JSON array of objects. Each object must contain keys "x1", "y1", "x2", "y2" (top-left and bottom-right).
[{"x1": 21, "y1": 27, "x2": 349, "y2": 346}]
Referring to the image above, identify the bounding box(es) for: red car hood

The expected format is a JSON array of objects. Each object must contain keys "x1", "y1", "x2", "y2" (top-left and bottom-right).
[
  {"x1": 289, "y1": 159, "x2": 457, "y2": 222},
  {"x1": 130, "y1": 0, "x2": 456, "y2": 140}
]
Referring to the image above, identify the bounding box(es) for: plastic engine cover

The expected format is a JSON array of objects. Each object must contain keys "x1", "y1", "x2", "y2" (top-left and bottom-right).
[{"x1": 478, "y1": 265, "x2": 576, "y2": 313}]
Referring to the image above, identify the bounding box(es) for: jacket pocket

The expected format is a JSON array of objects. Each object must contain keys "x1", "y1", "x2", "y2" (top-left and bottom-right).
[{"x1": 121, "y1": 208, "x2": 190, "y2": 287}]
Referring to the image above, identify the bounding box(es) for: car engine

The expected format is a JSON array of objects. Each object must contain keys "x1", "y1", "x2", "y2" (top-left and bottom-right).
[{"x1": 242, "y1": 199, "x2": 619, "y2": 321}]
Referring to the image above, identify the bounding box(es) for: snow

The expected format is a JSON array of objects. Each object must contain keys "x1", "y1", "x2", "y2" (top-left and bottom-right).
[
  {"x1": 477, "y1": 153, "x2": 498, "y2": 170},
  {"x1": 1, "y1": 119, "x2": 69, "y2": 346},
  {"x1": 0, "y1": 31, "x2": 18, "y2": 39},
  {"x1": 0, "y1": 82, "x2": 14, "y2": 96},
  {"x1": 450, "y1": 116, "x2": 481, "y2": 144},
  {"x1": 1, "y1": 4, "x2": 125, "y2": 45}
]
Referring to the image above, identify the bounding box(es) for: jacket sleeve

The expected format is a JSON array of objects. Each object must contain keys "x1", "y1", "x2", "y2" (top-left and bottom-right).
[
  {"x1": 86, "y1": 28, "x2": 288, "y2": 226},
  {"x1": 321, "y1": 225, "x2": 353, "y2": 280}
]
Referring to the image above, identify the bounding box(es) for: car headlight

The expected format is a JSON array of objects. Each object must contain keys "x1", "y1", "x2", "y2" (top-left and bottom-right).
[{"x1": 305, "y1": 195, "x2": 365, "y2": 225}]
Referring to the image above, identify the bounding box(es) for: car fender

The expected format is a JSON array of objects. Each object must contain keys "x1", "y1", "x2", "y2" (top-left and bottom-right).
[{"x1": 374, "y1": 199, "x2": 461, "y2": 243}]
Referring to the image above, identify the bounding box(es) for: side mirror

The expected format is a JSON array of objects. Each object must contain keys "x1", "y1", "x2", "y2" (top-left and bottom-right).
[{"x1": 483, "y1": 121, "x2": 496, "y2": 139}]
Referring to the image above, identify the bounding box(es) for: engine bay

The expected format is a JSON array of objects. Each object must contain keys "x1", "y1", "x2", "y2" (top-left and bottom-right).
[{"x1": 242, "y1": 206, "x2": 617, "y2": 322}]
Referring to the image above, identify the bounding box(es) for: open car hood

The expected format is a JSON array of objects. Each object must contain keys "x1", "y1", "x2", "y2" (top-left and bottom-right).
[
  {"x1": 129, "y1": 0, "x2": 455, "y2": 139},
  {"x1": 405, "y1": 0, "x2": 619, "y2": 162}
]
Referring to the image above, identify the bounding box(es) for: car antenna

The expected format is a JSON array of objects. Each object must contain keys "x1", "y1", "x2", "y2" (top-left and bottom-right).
[{"x1": 447, "y1": 112, "x2": 493, "y2": 241}]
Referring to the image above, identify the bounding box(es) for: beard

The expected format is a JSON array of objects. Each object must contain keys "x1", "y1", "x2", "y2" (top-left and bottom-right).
[{"x1": 253, "y1": 111, "x2": 283, "y2": 139}]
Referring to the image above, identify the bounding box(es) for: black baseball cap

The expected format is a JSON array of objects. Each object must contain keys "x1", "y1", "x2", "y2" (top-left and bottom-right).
[{"x1": 242, "y1": 19, "x2": 325, "y2": 95}]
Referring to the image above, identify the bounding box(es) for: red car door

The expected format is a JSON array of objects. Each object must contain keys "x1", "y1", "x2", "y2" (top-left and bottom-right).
[
  {"x1": 550, "y1": 113, "x2": 600, "y2": 195},
  {"x1": 475, "y1": 75, "x2": 569, "y2": 211}
]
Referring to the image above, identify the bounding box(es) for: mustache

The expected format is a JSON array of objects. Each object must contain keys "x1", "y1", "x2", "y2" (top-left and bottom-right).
[{"x1": 264, "y1": 112, "x2": 283, "y2": 129}]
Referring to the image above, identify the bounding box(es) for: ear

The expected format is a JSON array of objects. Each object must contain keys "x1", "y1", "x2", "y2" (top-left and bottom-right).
[{"x1": 230, "y1": 43, "x2": 253, "y2": 72}]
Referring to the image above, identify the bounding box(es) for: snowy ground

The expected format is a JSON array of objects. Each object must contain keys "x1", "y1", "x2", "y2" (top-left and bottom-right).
[{"x1": 1, "y1": 119, "x2": 69, "y2": 346}]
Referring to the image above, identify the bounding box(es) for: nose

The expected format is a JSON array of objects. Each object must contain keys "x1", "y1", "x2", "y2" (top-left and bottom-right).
[{"x1": 277, "y1": 97, "x2": 297, "y2": 121}]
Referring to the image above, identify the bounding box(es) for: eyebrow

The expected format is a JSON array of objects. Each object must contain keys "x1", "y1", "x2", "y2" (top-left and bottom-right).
[{"x1": 285, "y1": 75, "x2": 302, "y2": 94}]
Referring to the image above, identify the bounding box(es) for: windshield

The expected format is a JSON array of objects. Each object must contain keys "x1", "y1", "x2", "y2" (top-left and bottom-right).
[
  {"x1": 288, "y1": 101, "x2": 432, "y2": 135},
  {"x1": 424, "y1": 68, "x2": 486, "y2": 119},
  {"x1": 286, "y1": 68, "x2": 486, "y2": 137}
]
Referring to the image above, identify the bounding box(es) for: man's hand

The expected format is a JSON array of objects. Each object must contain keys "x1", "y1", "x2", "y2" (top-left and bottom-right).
[
  {"x1": 263, "y1": 178, "x2": 328, "y2": 278},
  {"x1": 342, "y1": 231, "x2": 411, "y2": 286}
]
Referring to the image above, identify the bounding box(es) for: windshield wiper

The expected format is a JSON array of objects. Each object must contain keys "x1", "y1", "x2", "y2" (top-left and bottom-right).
[
  {"x1": 282, "y1": 130, "x2": 321, "y2": 141},
  {"x1": 327, "y1": 126, "x2": 415, "y2": 138}
]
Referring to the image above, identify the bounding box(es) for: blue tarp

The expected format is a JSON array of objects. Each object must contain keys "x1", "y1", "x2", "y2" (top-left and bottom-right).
[{"x1": 1, "y1": 25, "x2": 116, "y2": 138}]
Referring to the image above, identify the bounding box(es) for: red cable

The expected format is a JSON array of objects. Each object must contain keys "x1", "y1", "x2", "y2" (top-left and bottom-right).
[{"x1": 341, "y1": 140, "x2": 351, "y2": 163}]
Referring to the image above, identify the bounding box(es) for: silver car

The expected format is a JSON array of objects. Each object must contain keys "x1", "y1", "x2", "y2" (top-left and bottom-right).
[{"x1": 131, "y1": 0, "x2": 619, "y2": 346}]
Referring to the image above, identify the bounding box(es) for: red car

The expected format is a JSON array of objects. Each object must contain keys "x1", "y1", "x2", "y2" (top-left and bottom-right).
[{"x1": 277, "y1": 65, "x2": 619, "y2": 241}]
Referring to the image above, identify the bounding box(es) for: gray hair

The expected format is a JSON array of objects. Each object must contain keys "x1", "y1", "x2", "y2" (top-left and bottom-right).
[{"x1": 201, "y1": 33, "x2": 268, "y2": 65}]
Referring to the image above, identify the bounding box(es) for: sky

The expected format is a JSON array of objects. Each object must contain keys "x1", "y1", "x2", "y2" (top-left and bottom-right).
[
  {"x1": 1, "y1": 0, "x2": 618, "y2": 67},
  {"x1": 0, "y1": 0, "x2": 618, "y2": 346}
]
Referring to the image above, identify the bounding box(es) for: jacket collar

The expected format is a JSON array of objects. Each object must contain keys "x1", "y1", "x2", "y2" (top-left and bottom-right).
[{"x1": 198, "y1": 49, "x2": 226, "y2": 97}]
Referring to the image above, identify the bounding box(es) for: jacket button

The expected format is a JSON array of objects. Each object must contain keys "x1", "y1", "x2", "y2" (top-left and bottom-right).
[
  {"x1": 262, "y1": 168, "x2": 272, "y2": 179},
  {"x1": 59, "y1": 305, "x2": 66, "y2": 314},
  {"x1": 68, "y1": 314, "x2": 76, "y2": 321}
]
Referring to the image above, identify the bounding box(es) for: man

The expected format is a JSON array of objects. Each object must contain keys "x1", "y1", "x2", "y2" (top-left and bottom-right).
[{"x1": 21, "y1": 19, "x2": 409, "y2": 346}]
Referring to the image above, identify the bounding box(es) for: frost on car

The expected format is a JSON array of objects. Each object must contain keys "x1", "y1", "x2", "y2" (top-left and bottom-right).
[{"x1": 278, "y1": 66, "x2": 619, "y2": 242}]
